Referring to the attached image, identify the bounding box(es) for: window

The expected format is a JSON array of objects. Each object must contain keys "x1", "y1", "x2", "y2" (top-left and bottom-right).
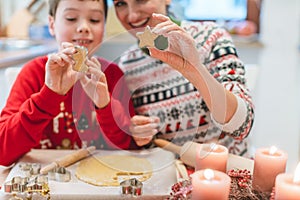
[
  {"x1": 184, "y1": 0, "x2": 248, "y2": 21},
  {"x1": 170, "y1": 0, "x2": 261, "y2": 34}
]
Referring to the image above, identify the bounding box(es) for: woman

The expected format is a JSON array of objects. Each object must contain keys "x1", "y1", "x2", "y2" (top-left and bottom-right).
[{"x1": 111, "y1": 0, "x2": 254, "y2": 156}]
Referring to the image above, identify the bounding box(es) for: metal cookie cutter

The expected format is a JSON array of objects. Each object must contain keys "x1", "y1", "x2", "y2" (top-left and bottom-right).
[
  {"x1": 120, "y1": 178, "x2": 143, "y2": 197},
  {"x1": 4, "y1": 176, "x2": 29, "y2": 193},
  {"x1": 48, "y1": 167, "x2": 71, "y2": 182},
  {"x1": 19, "y1": 163, "x2": 41, "y2": 177},
  {"x1": 72, "y1": 45, "x2": 88, "y2": 73},
  {"x1": 26, "y1": 175, "x2": 49, "y2": 194},
  {"x1": 4, "y1": 175, "x2": 48, "y2": 194}
]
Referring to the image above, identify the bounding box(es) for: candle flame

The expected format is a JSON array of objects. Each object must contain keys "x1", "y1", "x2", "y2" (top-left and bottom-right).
[
  {"x1": 269, "y1": 146, "x2": 277, "y2": 155},
  {"x1": 293, "y1": 162, "x2": 300, "y2": 184},
  {"x1": 204, "y1": 169, "x2": 214, "y2": 180}
]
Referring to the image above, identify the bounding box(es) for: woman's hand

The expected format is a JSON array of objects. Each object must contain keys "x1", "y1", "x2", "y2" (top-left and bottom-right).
[
  {"x1": 149, "y1": 13, "x2": 200, "y2": 72},
  {"x1": 130, "y1": 115, "x2": 160, "y2": 146},
  {"x1": 45, "y1": 42, "x2": 79, "y2": 95},
  {"x1": 80, "y1": 57, "x2": 110, "y2": 108},
  {"x1": 149, "y1": 14, "x2": 238, "y2": 124}
]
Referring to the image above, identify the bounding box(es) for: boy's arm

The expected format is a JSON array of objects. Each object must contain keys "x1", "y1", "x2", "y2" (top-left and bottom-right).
[
  {"x1": 0, "y1": 85, "x2": 67, "y2": 166},
  {"x1": 0, "y1": 58, "x2": 66, "y2": 166}
]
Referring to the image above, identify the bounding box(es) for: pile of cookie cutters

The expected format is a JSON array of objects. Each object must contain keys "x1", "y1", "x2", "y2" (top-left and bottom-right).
[
  {"x1": 3, "y1": 162, "x2": 71, "y2": 199},
  {"x1": 3, "y1": 162, "x2": 144, "y2": 198}
]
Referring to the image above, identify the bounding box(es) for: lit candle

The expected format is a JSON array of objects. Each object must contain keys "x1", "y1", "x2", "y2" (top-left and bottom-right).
[
  {"x1": 252, "y1": 146, "x2": 288, "y2": 192},
  {"x1": 195, "y1": 143, "x2": 228, "y2": 172},
  {"x1": 275, "y1": 162, "x2": 300, "y2": 200},
  {"x1": 191, "y1": 169, "x2": 231, "y2": 200}
]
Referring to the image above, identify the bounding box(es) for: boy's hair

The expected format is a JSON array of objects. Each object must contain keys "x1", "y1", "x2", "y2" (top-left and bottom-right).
[{"x1": 48, "y1": 0, "x2": 108, "y2": 19}]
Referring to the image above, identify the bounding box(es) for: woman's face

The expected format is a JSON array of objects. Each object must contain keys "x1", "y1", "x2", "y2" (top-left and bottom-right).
[
  {"x1": 113, "y1": 0, "x2": 171, "y2": 35},
  {"x1": 48, "y1": 0, "x2": 106, "y2": 55}
]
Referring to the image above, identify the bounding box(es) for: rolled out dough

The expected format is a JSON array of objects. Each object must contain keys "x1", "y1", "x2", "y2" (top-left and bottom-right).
[{"x1": 75, "y1": 155, "x2": 152, "y2": 186}]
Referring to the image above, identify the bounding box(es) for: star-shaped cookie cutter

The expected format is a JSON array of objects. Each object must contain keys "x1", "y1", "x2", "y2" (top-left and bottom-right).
[
  {"x1": 136, "y1": 26, "x2": 158, "y2": 48},
  {"x1": 136, "y1": 26, "x2": 169, "y2": 50},
  {"x1": 120, "y1": 178, "x2": 143, "y2": 197}
]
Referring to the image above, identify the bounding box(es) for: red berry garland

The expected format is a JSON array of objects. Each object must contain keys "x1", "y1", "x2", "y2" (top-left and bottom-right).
[
  {"x1": 228, "y1": 168, "x2": 252, "y2": 188},
  {"x1": 167, "y1": 180, "x2": 192, "y2": 200},
  {"x1": 167, "y1": 168, "x2": 273, "y2": 200}
]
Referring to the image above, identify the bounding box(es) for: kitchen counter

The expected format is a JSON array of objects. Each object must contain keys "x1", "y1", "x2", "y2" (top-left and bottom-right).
[
  {"x1": 0, "y1": 39, "x2": 57, "y2": 69},
  {"x1": 0, "y1": 148, "x2": 177, "y2": 200}
]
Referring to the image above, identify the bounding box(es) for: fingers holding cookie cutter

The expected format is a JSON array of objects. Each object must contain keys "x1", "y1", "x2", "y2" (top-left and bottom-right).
[
  {"x1": 120, "y1": 178, "x2": 143, "y2": 197},
  {"x1": 72, "y1": 45, "x2": 89, "y2": 73}
]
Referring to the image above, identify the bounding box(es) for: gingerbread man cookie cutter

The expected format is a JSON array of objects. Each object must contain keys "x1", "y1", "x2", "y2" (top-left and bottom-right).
[{"x1": 120, "y1": 178, "x2": 143, "y2": 197}]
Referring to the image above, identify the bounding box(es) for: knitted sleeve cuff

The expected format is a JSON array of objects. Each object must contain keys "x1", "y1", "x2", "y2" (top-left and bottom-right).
[
  {"x1": 32, "y1": 85, "x2": 68, "y2": 116},
  {"x1": 211, "y1": 96, "x2": 248, "y2": 132}
]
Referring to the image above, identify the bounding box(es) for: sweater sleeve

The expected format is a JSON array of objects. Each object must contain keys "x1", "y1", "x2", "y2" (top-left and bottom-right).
[
  {"x1": 207, "y1": 22, "x2": 255, "y2": 140},
  {"x1": 211, "y1": 96, "x2": 253, "y2": 140},
  {"x1": 183, "y1": 21, "x2": 255, "y2": 140},
  {"x1": 0, "y1": 57, "x2": 67, "y2": 166}
]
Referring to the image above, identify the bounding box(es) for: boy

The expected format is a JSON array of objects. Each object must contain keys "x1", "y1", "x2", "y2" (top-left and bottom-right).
[{"x1": 0, "y1": 0, "x2": 137, "y2": 166}]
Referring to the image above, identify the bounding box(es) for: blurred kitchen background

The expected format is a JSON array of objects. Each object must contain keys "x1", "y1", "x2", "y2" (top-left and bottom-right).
[{"x1": 0, "y1": 0, "x2": 299, "y2": 172}]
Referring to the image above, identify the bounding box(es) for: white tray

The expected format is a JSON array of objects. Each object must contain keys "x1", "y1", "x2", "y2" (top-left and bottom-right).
[{"x1": 1, "y1": 148, "x2": 177, "y2": 200}]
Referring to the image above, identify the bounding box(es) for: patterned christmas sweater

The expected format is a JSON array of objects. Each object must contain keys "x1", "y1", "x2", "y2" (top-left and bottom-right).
[{"x1": 118, "y1": 20, "x2": 254, "y2": 156}]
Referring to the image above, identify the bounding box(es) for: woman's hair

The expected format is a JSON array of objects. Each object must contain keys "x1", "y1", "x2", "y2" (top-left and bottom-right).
[{"x1": 48, "y1": 0, "x2": 108, "y2": 19}]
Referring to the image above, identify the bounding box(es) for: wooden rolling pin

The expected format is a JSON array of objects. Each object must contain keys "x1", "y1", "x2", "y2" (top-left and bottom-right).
[
  {"x1": 154, "y1": 139, "x2": 254, "y2": 173},
  {"x1": 154, "y1": 139, "x2": 200, "y2": 167},
  {"x1": 40, "y1": 146, "x2": 96, "y2": 174}
]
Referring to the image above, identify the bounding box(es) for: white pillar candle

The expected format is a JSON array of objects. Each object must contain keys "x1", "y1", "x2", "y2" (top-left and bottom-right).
[
  {"x1": 252, "y1": 146, "x2": 288, "y2": 192},
  {"x1": 191, "y1": 169, "x2": 231, "y2": 200},
  {"x1": 195, "y1": 143, "x2": 228, "y2": 172},
  {"x1": 275, "y1": 162, "x2": 300, "y2": 200}
]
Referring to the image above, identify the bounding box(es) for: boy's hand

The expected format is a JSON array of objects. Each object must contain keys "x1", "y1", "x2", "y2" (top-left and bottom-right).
[
  {"x1": 45, "y1": 42, "x2": 80, "y2": 95},
  {"x1": 79, "y1": 57, "x2": 110, "y2": 108}
]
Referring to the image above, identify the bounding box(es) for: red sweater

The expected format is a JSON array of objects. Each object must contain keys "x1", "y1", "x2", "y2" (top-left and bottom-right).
[{"x1": 0, "y1": 56, "x2": 137, "y2": 166}]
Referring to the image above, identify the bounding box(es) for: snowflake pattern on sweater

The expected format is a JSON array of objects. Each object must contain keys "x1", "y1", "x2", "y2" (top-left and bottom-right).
[{"x1": 118, "y1": 21, "x2": 254, "y2": 156}]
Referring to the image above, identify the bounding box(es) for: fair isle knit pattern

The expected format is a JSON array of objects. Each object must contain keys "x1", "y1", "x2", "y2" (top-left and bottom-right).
[{"x1": 118, "y1": 21, "x2": 254, "y2": 157}]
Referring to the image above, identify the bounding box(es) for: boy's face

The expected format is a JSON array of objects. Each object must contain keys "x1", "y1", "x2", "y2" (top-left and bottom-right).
[
  {"x1": 113, "y1": 0, "x2": 171, "y2": 36},
  {"x1": 49, "y1": 0, "x2": 105, "y2": 55}
]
